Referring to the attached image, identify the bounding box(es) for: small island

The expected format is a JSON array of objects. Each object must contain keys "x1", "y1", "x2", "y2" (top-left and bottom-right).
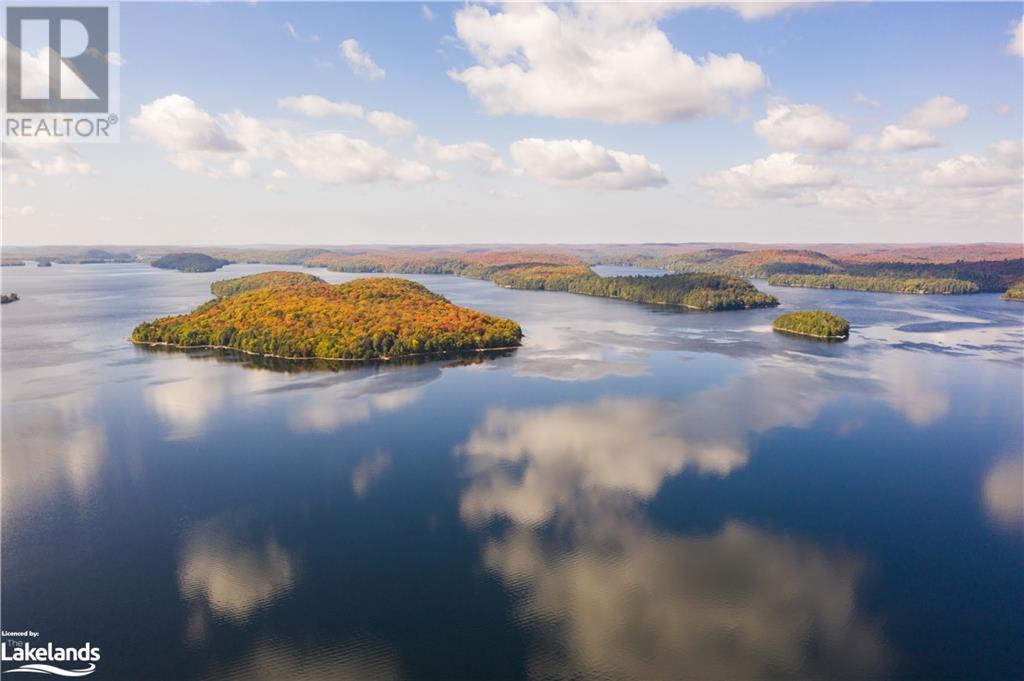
[
  {"x1": 1004, "y1": 282, "x2": 1024, "y2": 302},
  {"x1": 2, "y1": 293, "x2": 20, "y2": 304},
  {"x1": 132, "y1": 272, "x2": 523, "y2": 361},
  {"x1": 772, "y1": 310, "x2": 850, "y2": 340},
  {"x1": 151, "y1": 252, "x2": 230, "y2": 273}
]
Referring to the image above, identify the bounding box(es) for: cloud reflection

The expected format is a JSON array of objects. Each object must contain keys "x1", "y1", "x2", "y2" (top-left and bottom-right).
[
  {"x1": 484, "y1": 515, "x2": 888, "y2": 681},
  {"x1": 178, "y1": 519, "x2": 298, "y2": 624},
  {"x1": 459, "y1": 365, "x2": 828, "y2": 526},
  {"x1": 983, "y1": 456, "x2": 1024, "y2": 528}
]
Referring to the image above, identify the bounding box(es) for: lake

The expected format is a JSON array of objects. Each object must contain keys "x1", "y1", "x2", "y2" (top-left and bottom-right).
[{"x1": 2, "y1": 263, "x2": 1022, "y2": 680}]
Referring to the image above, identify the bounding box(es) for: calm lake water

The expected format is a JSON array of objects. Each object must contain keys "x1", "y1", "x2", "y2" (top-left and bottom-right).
[{"x1": 2, "y1": 263, "x2": 1022, "y2": 681}]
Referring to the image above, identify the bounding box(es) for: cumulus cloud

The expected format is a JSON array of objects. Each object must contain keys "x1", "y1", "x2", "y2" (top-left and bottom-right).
[
  {"x1": 277, "y1": 95, "x2": 363, "y2": 119},
  {"x1": 132, "y1": 94, "x2": 443, "y2": 185},
  {"x1": 417, "y1": 136, "x2": 513, "y2": 175},
  {"x1": 340, "y1": 38, "x2": 385, "y2": 80},
  {"x1": 921, "y1": 140, "x2": 1022, "y2": 190},
  {"x1": 449, "y1": 3, "x2": 765, "y2": 124},
  {"x1": 754, "y1": 102, "x2": 851, "y2": 151},
  {"x1": 2, "y1": 139, "x2": 95, "y2": 183},
  {"x1": 510, "y1": 138, "x2": 667, "y2": 190},
  {"x1": 277, "y1": 95, "x2": 415, "y2": 137},
  {"x1": 698, "y1": 152, "x2": 835, "y2": 204},
  {"x1": 903, "y1": 96, "x2": 969, "y2": 130},
  {"x1": 131, "y1": 94, "x2": 243, "y2": 154},
  {"x1": 856, "y1": 96, "x2": 968, "y2": 153},
  {"x1": 1008, "y1": 17, "x2": 1024, "y2": 57},
  {"x1": 366, "y1": 110, "x2": 416, "y2": 136}
]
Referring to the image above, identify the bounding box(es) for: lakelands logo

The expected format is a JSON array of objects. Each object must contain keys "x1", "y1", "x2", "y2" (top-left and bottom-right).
[
  {"x1": 1, "y1": 632, "x2": 99, "y2": 677},
  {"x1": 2, "y1": 2, "x2": 120, "y2": 141}
]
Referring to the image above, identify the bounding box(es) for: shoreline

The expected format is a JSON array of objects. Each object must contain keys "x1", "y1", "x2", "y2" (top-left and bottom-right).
[
  {"x1": 772, "y1": 326, "x2": 849, "y2": 341},
  {"x1": 129, "y1": 338, "x2": 523, "y2": 363}
]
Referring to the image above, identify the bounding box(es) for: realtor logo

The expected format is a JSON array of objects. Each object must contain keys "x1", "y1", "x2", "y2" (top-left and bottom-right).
[
  {"x1": 3, "y1": 3, "x2": 119, "y2": 140},
  {"x1": 6, "y1": 6, "x2": 109, "y2": 113}
]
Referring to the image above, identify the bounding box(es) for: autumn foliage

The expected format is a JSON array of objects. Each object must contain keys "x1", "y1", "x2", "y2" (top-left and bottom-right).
[{"x1": 133, "y1": 274, "x2": 523, "y2": 360}]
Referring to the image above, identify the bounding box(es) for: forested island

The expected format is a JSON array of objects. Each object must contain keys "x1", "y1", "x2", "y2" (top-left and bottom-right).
[
  {"x1": 151, "y1": 252, "x2": 230, "y2": 273},
  {"x1": 304, "y1": 252, "x2": 778, "y2": 310},
  {"x1": 1, "y1": 293, "x2": 20, "y2": 304},
  {"x1": 773, "y1": 311, "x2": 850, "y2": 340},
  {"x1": 767, "y1": 273, "x2": 980, "y2": 295},
  {"x1": 595, "y1": 247, "x2": 1022, "y2": 295},
  {"x1": 132, "y1": 272, "x2": 522, "y2": 361},
  {"x1": 1004, "y1": 282, "x2": 1024, "y2": 302}
]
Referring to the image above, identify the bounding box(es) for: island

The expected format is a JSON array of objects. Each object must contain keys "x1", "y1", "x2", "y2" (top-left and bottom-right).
[
  {"x1": 767, "y1": 273, "x2": 980, "y2": 295},
  {"x1": 1, "y1": 259, "x2": 25, "y2": 267},
  {"x1": 1004, "y1": 282, "x2": 1024, "y2": 302},
  {"x1": 2, "y1": 293, "x2": 20, "y2": 304},
  {"x1": 131, "y1": 272, "x2": 523, "y2": 361},
  {"x1": 37, "y1": 258, "x2": 52, "y2": 267},
  {"x1": 307, "y1": 252, "x2": 779, "y2": 311},
  {"x1": 151, "y1": 252, "x2": 230, "y2": 273},
  {"x1": 772, "y1": 310, "x2": 850, "y2": 340}
]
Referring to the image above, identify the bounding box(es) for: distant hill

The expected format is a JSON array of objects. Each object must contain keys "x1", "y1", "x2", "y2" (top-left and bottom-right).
[{"x1": 151, "y1": 252, "x2": 229, "y2": 273}]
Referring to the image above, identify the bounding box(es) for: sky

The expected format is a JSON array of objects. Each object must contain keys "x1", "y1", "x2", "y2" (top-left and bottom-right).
[{"x1": 2, "y1": 1, "x2": 1023, "y2": 246}]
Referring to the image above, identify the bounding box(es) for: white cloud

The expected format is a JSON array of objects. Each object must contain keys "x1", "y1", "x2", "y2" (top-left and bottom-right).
[
  {"x1": 3, "y1": 139, "x2": 95, "y2": 181},
  {"x1": 871, "y1": 125, "x2": 939, "y2": 153},
  {"x1": 510, "y1": 138, "x2": 667, "y2": 190},
  {"x1": 921, "y1": 140, "x2": 1022, "y2": 190},
  {"x1": 277, "y1": 95, "x2": 363, "y2": 119},
  {"x1": 417, "y1": 136, "x2": 513, "y2": 175},
  {"x1": 340, "y1": 38, "x2": 385, "y2": 80},
  {"x1": 699, "y1": 152, "x2": 835, "y2": 203},
  {"x1": 283, "y1": 21, "x2": 318, "y2": 44},
  {"x1": 1008, "y1": 17, "x2": 1024, "y2": 57},
  {"x1": 132, "y1": 95, "x2": 442, "y2": 185},
  {"x1": 855, "y1": 96, "x2": 968, "y2": 153},
  {"x1": 903, "y1": 96, "x2": 969, "y2": 130},
  {"x1": 271, "y1": 168, "x2": 288, "y2": 180},
  {"x1": 421, "y1": 4, "x2": 436, "y2": 22},
  {"x1": 754, "y1": 102, "x2": 851, "y2": 151},
  {"x1": 287, "y1": 132, "x2": 441, "y2": 184},
  {"x1": 277, "y1": 95, "x2": 415, "y2": 137},
  {"x1": 366, "y1": 110, "x2": 416, "y2": 136},
  {"x1": 704, "y1": 1, "x2": 807, "y2": 20},
  {"x1": 449, "y1": 3, "x2": 765, "y2": 124},
  {"x1": 132, "y1": 94, "x2": 242, "y2": 153},
  {"x1": 853, "y1": 92, "x2": 881, "y2": 109}
]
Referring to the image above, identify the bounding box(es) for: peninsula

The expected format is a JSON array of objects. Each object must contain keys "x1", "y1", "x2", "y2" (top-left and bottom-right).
[{"x1": 132, "y1": 272, "x2": 522, "y2": 361}]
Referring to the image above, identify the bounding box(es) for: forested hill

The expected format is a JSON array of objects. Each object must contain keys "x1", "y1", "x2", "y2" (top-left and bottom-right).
[{"x1": 151, "y1": 252, "x2": 230, "y2": 273}]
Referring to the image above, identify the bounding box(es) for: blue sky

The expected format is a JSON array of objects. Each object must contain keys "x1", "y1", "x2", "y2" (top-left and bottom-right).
[{"x1": 4, "y1": 1, "x2": 1023, "y2": 245}]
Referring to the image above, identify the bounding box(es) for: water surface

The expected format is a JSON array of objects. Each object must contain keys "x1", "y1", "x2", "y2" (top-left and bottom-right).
[{"x1": 2, "y1": 263, "x2": 1022, "y2": 680}]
